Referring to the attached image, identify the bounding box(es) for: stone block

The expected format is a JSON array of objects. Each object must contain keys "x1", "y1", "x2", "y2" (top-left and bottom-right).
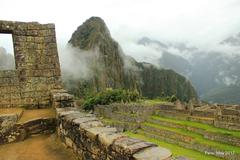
[{"x1": 133, "y1": 146, "x2": 172, "y2": 160}]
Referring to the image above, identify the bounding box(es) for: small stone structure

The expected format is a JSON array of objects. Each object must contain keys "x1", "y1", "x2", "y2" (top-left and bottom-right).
[{"x1": 0, "y1": 20, "x2": 62, "y2": 108}]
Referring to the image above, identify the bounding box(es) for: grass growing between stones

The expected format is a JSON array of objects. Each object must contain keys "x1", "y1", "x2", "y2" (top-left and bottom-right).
[
  {"x1": 151, "y1": 115, "x2": 240, "y2": 138},
  {"x1": 125, "y1": 131, "x2": 221, "y2": 160},
  {"x1": 102, "y1": 118, "x2": 137, "y2": 126},
  {"x1": 144, "y1": 122, "x2": 240, "y2": 154}
]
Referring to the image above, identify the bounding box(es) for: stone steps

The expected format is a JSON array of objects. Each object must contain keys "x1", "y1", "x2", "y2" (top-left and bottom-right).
[
  {"x1": 0, "y1": 108, "x2": 56, "y2": 145},
  {"x1": 148, "y1": 116, "x2": 240, "y2": 147},
  {"x1": 140, "y1": 122, "x2": 240, "y2": 160}
]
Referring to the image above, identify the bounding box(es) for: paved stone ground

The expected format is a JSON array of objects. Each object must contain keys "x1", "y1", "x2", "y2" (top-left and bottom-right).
[
  {"x1": 18, "y1": 108, "x2": 55, "y2": 123},
  {"x1": 0, "y1": 134, "x2": 78, "y2": 160}
]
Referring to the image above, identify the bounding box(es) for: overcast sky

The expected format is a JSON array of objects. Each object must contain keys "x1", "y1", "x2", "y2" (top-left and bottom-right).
[{"x1": 1, "y1": 0, "x2": 240, "y2": 55}]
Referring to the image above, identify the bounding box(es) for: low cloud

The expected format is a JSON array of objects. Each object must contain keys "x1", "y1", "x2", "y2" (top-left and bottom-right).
[{"x1": 58, "y1": 44, "x2": 100, "y2": 81}]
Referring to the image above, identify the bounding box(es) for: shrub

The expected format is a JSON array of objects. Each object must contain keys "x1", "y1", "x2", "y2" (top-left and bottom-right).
[
  {"x1": 83, "y1": 88, "x2": 140, "y2": 110},
  {"x1": 170, "y1": 95, "x2": 177, "y2": 102}
]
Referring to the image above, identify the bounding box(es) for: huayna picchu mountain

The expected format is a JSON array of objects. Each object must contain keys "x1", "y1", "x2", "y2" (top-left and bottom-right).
[{"x1": 65, "y1": 16, "x2": 197, "y2": 101}]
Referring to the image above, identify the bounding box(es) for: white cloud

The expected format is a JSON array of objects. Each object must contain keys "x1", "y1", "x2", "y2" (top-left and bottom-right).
[{"x1": 0, "y1": 0, "x2": 240, "y2": 57}]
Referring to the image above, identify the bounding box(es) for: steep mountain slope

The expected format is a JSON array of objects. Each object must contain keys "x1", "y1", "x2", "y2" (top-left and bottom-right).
[
  {"x1": 68, "y1": 17, "x2": 127, "y2": 91},
  {"x1": 137, "y1": 62, "x2": 197, "y2": 101},
  {"x1": 159, "y1": 52, "x2": 192, "y2": 76},
  {"x1": 64, "y1": 17, "x2": 197, "y2": 101}
]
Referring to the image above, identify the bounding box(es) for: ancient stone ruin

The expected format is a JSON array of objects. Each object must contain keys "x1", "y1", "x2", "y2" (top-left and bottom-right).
[
  {"x1": 0, "y1": 20, "x2": 172, "y2": 160},
  {"x1": 0, "y1": 20, "x2": 62, "y2": 108}
]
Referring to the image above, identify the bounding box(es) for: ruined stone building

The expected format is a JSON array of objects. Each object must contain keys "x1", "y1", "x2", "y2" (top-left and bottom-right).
[{"x1": 0, "y1": 20, "x2": 62, "y2": 108}]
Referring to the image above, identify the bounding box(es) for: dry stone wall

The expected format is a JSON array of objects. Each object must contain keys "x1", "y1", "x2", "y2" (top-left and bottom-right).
[
  {"x1": 0, "y1": 20, "x2": 62, "y2": 108},
  {"x1": 56, "y1": 107, "x2": 172, "y2": 160}
]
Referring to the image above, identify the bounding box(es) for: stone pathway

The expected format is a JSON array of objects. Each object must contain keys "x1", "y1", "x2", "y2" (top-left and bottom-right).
[{"x1": 0, "y1": 134, "x2": 78, "y2": 160}]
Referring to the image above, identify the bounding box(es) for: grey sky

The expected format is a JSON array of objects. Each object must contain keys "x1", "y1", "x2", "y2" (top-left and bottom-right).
[{"x1": 1, "y1": 0, "x2": 240, "y2": 55}]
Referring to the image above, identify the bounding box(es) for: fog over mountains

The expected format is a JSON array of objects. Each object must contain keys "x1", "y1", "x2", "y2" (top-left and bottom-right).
[{"x1": 134, "y1": 34, "x2": 240, "y2": 104}]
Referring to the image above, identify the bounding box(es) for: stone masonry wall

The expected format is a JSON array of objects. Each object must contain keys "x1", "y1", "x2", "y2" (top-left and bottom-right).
[
  {"x1": 0, "y1": 20, "x2": 62, "y2": 108},
  {"x1": 56, "y1": 107, "x2": 172, "y2": 160}
]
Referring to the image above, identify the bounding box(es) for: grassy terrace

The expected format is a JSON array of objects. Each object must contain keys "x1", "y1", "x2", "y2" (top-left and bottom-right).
[
  {"x1": 125, "y1": 131, "x2": 221, "y2": 160},
  {"x1": 150, "y1": 115, "x2": 240, "y2": 138},
  {"x1": 125, "y1": 99, "x2": 173, "y2": 106},
  {"x1": 98, "y1": 100, "x2": 240, "y2": 159},
  {"x1": 144, "y1": 122, "x2": 240, "y2": 153},
  {"x1": 140, "y1": 99, "x2": 173, "y2": 105},
  {"x1": 102, "y1": 118, "x2": 136, "y2": 125}
]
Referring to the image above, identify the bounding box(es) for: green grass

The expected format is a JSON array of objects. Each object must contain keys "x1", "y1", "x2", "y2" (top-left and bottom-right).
[
  {"x1": 151, "y1": 115, "x2": 240, "y2": 138},
  {"x1": 102, "y1": 118, "x2": 136, "y2": 125},
  {"x1": 115, "y1": 111, "x2": 138, "y2": 117},
  {"x1": 144, "y1": 122, "x2": 240, "y2": 153},
  {"x1": 140, "y1": 99, "x2": 173, "y2": 105},
  {"x1": 125, "y1": 131, "x2": 222, "y2": 160},
  {"x1": 127, "y1": 99, "x2": 172, "y2": 106}
]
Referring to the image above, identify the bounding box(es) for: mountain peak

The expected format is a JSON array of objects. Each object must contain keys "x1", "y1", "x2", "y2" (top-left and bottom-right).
[{"x1": 68, "y1": 16, "x2": 111, "y2": 50}]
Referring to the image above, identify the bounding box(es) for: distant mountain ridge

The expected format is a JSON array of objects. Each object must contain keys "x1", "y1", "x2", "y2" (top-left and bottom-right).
[{"x1": 137, "y1": 36, "x2": 240, "y2": 104}]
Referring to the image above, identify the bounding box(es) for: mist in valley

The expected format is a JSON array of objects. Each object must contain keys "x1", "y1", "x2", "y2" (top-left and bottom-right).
[{"x1": 1, "y1": 0, "x2": 240, "y2": 103}]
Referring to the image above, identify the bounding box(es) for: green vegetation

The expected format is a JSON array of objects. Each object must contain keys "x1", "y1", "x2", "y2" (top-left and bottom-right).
[
  {"x1": 139, "y1": 99, "x2": 172, "y2": 105},
  {"x1": 143, "y1": 122, "x2": 240, "y2": 153},
  {"x1": 125, "y1": 131, "x2": 221, "y2": 160},
  {"x1": 83, "y1": 88, "x2": 140, "y2": 110},
  {"x1": 102, "y1": 118, "x2": 137, "y2": 126},
  {"x1": 137, "y1": 62, "x2": 198, "y2": 101},
  {"x1": 151, "y1": 115, "x2": 240, "y2": 138}
]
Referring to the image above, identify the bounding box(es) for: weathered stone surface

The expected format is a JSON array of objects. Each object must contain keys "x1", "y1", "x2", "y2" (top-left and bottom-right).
[
  {"x1": 98, "y1": 132, "x2": 126, "y2": 147},
  {"x1": 0, "y1": 117, "x2": 55, "y2": 145},
  {"x1": 85, "y1": 127, "x2": 117, "y2": 140},
  {"x1": 0, "y1": 20, "x2": 62, "y2": 109},
  {"x1": 0, "y1": 114, "x2": 18, "y2": 133},
  {"x1": 133, "y1": 146, "x2": 172, "y2": 160},
  {"x1": 51, "y1": 89, "x2": 74, "y2": 108},
  {"x1": 80, "y1": 121, "x2": 104, "y2": 130},
  {"x1": 56, "y1": 108, "x2": 172, "y2": 160}
]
